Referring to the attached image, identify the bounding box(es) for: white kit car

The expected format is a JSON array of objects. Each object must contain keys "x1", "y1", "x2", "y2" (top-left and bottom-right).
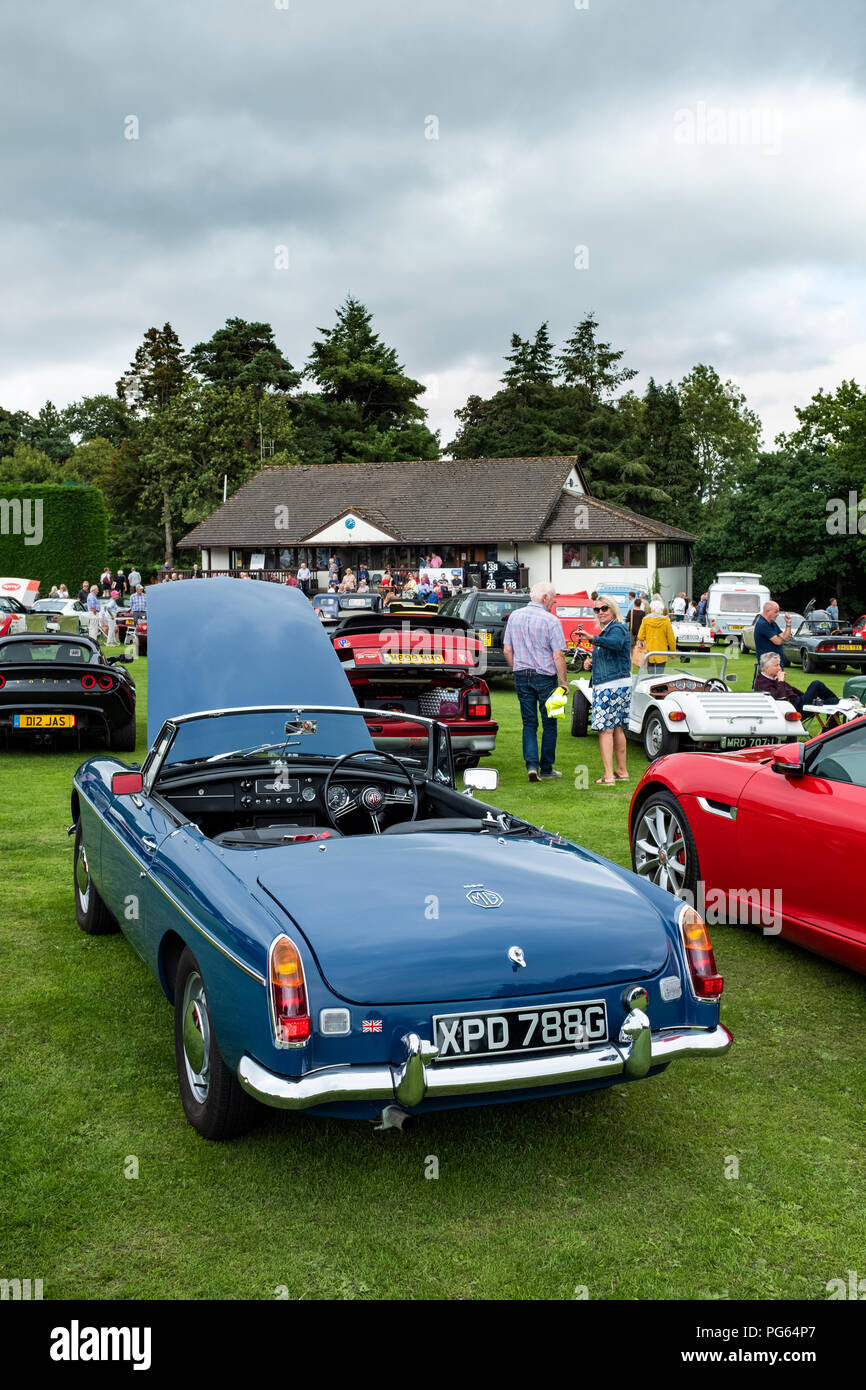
[
  {"x1": 673, "y1": 619, "x2": 713, "y2": 651},
  {"x1": 570, "y1": 650, "x2": 801, "y2": 760}
]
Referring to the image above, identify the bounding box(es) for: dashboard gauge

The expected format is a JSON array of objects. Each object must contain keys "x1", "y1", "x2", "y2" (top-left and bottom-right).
[
  {"x1": 327, "y1": 784, "x2": 350, "y2": 812},
  {"x1": 301, "y1": 786, "x2": 316, "y2": 803}
]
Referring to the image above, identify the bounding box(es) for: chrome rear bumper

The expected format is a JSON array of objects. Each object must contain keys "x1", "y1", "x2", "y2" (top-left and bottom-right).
[{"x1": 238, "y1": 1021, "x2": 733, "y2": 1112}]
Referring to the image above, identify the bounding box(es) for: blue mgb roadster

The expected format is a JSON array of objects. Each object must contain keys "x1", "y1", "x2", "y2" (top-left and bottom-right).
[{"x1": 71, "y1": 579, "x2": 732, "y2": 1138}]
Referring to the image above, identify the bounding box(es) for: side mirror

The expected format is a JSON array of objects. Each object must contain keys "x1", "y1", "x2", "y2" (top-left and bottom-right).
[
  {"x1": 770, "y1": 744, "x2": 805, "y2": 778},
  {"x1": 463, "y1": 767, "x2": 499, "y2": 793},
  {"x1": 112, "y1": 770, "x2": 143, "y2": 795}
]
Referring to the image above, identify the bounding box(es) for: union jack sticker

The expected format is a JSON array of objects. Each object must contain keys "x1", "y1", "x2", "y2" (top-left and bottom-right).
[{"x1": 362, "y1": 1019, "x2": 383, "y2": 1033}]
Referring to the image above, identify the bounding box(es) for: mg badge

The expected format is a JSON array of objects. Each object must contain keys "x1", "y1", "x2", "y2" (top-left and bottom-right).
[
  {"x1": 466, "y1": 889, "x2": 503, "y2": 908},
  {"x1": 508, "y1": 945, "x2": 527, "y2": 968}
]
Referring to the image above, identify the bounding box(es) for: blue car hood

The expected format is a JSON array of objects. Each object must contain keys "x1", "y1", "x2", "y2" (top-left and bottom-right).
[
  {"x1": 146, "y1": 578, "x2": 358, "y2": 746},
  {"x1": 256, "y1": 833, "x2": 671, "y2": 1004}
]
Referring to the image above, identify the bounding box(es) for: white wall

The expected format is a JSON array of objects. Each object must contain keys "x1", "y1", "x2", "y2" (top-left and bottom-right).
[
  {"x1": 657, "y1": 566, "x2": 692, "y2": 604},
  {"x1": 504, "y1": 542, "x2": 651, "y2": 597},
  {"x1": 208, "y1": 547, "x2": 230, "y2": 569}
]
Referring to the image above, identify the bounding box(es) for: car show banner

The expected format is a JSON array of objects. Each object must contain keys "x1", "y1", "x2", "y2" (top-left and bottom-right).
[{"x1": 419, "y1": 566, "x2": 463, "y2": 588}]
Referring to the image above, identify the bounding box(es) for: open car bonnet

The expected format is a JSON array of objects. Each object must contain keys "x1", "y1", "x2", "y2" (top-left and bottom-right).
[
  {"x1": 255, "y1": 833, "x2": 672, "y2": 1004},
  {"x1": 146, "y1": 578, "x2": 359, "y2": 746}
]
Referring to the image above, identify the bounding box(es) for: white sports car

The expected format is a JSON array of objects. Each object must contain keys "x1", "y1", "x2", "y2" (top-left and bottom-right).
[
  {"x1": 673, "y1": 619, "x2": 714, "y2": 651},
  {"x1": 570, "y1": 651, "x2": 801, "y2": 760}
]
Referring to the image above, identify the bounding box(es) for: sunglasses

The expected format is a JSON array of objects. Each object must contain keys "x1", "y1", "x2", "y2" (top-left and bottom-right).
[{"x1": 593, "y1": 605, "x2": 610, "y2": 613}]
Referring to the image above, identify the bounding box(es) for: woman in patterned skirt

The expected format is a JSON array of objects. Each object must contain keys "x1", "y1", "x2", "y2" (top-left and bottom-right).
[{"x1": 584, "y1": 596, "x2": 632, "y2": 784}]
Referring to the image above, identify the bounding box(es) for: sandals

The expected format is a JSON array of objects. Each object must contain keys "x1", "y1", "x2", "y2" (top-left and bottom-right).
[{"x1": 594, "y1": 777, "x2": 616, "y2": 785}]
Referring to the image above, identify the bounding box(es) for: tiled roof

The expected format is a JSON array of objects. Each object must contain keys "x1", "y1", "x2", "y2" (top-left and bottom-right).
[
  {"x1": 538, "y1": 491, "x2": 696, "y2": 543},
  {"x1": 180, "y1": 457, "x2": 581, "y2": 548},
  {"x1": 179, "y1": 456, "x2": 695, "y2": 548}
]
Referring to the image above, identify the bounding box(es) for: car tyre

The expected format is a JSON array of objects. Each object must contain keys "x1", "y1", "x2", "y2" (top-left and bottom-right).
[
  {"x1": 800, "y1": 649, "x2": 815, "y2": 673},
  {"x1": 74, "y1": 822, "x2": 118, "y2": 935},
  {"x1": 173, "y1": 947, "x2": 261, "y2": 1141},
  {"x1": 631, "y1": 789, "x2": 699, "y2": 897},
  {"x1": 571, "y1": 690, "x2": 590, "y2": 737},
  {"x1": 642, "y1": 710, "x2": 680, "y2": 760}
]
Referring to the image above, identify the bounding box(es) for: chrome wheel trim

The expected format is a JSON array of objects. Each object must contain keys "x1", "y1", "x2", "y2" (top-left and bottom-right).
[
  {"x1": 76, "y1": 840, "x2": 91, "y2": 910},
  {"x1": 181, "y1": 972, "x2": 211, "y2": 1104},
  {"x1": 645, "y1": 715, "x2": 663, "y2": 759},
  {"x1": 634, "y1": 803, "x2": 689, "y2": 892}
]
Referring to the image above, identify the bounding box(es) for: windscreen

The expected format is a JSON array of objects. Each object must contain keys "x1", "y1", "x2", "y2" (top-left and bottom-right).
[
  {"x1": 0, "y1": 640, "x2": 95, "y2": 663},
  {"x1": 160, "y1": 707, "x2": 431, "y2": 769},
  {"x1": 635, "y1": 652, "x2": 727, "y2": 683}
]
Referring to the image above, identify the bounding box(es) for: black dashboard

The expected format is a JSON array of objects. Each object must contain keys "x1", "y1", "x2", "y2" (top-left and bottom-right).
[{"x1": 158, "y1": 766, "x2": 415, "y2": 821}]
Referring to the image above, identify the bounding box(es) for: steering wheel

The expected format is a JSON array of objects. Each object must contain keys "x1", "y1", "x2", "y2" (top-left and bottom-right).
[
  {"x1": 706, "y1": 677, "x2": 728, "y2": 692},
  {"x1": 322, "y1": 749, "x2": 418, "y2": 835}
]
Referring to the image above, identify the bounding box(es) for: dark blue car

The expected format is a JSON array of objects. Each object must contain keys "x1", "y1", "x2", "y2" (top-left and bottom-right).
[{"x1": 71, "y1": 578, "x2": 731, "y2": 1138}]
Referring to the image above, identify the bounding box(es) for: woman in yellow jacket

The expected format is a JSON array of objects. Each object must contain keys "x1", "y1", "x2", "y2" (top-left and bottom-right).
[{"x1": 636, "y1": 599, "x2": 677, "y2": 672}]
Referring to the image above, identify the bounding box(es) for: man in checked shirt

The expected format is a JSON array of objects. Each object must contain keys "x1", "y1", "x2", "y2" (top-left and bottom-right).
[{"x1": 503, "y1": 581, "x2": 568, "y2": 781}]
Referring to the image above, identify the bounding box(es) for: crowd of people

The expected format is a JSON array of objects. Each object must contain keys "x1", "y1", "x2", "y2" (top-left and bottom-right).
[
  {"x1": 503, "y1": 585, "x2": 850, "y2": 788},
  {"x1": 309, "y1": 554, "x2": 460, "y2": 605}
]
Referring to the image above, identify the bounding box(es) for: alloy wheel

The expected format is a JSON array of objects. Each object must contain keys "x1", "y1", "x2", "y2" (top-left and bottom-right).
[{"x1": 633, "y1": 802, "x2": 689, "y2": 892}]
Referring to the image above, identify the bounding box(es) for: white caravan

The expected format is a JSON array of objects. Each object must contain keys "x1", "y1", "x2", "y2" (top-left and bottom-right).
[{"x1": 707, "y1": 572, "x2": 770, "y2": 648}]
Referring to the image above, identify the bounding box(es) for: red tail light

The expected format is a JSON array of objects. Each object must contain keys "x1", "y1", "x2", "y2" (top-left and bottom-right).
[
  {"x1": 0, "y1": 674, "x2": 5, "y2": 689},
  {"x1": 465, "y1": 688, "x2": 491, "y2": 719},
  {"x1": 785, "y1": 710, "x2": 802, "y2": 721},
  {"x1": 669, "y1": 710, "x2": 686, "y2": 722},
  {"x1": 81, "y1": 674, "x2": 97, "y2": 689},
  {"x1": 269, "y1": 936, "x2": 310, "y2": 1045},
  {"x1": 679, "y1": 906, "x2": 724, "y2": 997},
  {"x1": 98, "y1": 674, "x2": 114, "y2": 690}
]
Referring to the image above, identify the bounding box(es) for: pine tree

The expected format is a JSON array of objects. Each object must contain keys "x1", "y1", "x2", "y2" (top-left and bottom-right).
[
  {"x1": 555, "y1": 312, "x2": 637, "y2": 402},
  {"x1": 296, "y1": 297, "x2": 439, "y2": 463}
]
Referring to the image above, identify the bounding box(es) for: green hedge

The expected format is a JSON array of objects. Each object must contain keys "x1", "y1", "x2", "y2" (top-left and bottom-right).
[{"x1": 0, "y1": 484, "x2": 108, "y2": 593}]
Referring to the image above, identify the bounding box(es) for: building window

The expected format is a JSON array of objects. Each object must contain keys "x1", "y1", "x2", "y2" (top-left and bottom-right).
[
  {"x1": 587, "y1": 544, "x2": 605, "y2": 569},
  {"x1": 562, "y1": 544, "x2": 582, "y2": 568},
  {"x1": 657, "y1": 543, "x2": 691, "y2": 568},
  {"x1": 629, "y1": 542, "x2": 647, "y2": 567},
  {"x1": 606, "y1": 543, "x2": 625, "y2": 568}
]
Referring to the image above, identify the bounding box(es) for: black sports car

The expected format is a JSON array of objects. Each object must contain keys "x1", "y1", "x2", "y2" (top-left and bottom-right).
[
  {"x1": 781, "y1": 599, "x2": 866, "y2": 673},
  {"x1": 0, "y1": 633, "x2": 137, "y2": 750}
]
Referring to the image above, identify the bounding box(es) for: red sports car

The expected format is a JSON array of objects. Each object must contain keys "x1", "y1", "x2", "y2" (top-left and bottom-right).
[
  {"x1": 629, "y1": 718, "x2": 866, "y2": 975},
  {"x1": 330, "y1": 611, "x2": 498, "y2": 770},
  {"x1": 852, "y1": 614, "x2": 866, "y2": 638}
]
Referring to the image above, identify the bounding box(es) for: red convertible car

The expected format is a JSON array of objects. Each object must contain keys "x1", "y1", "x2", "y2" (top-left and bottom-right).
[
  {"x1": 330, "y1": 611, "x2": 498, "y2": 770},
  {"x1": 629, "y1": 717, "x2": 866, "y2": 975}
]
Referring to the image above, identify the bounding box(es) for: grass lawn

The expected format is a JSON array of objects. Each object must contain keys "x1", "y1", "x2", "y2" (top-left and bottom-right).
[{"x1": 1, "y1": 648, "x2": 864, "y2": 1300}]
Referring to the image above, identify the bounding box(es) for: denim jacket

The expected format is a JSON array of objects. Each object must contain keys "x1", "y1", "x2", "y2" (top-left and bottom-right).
[{"x1": 590, "y1": 620, "x2": 632, "y2": 685}]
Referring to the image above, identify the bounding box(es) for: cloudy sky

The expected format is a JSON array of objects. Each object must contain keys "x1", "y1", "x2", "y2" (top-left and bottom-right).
[{"x1": 3, "y1": 0, "x2": 865, "y2": 450}]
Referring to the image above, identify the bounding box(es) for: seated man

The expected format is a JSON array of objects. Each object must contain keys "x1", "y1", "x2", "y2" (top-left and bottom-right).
[{"x1": 754, "y1": 652, "x2": 839, "y2": 720}]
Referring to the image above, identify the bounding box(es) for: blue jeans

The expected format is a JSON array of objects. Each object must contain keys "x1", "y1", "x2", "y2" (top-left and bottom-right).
[{"x1": 513, "y1": 670, "x2": 558, "y2": 772}]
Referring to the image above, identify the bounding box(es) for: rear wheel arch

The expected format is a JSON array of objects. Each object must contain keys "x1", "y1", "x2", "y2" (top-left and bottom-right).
[{"x1": 158, "y1": 931, "x2": 188, "y2": 1004}]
